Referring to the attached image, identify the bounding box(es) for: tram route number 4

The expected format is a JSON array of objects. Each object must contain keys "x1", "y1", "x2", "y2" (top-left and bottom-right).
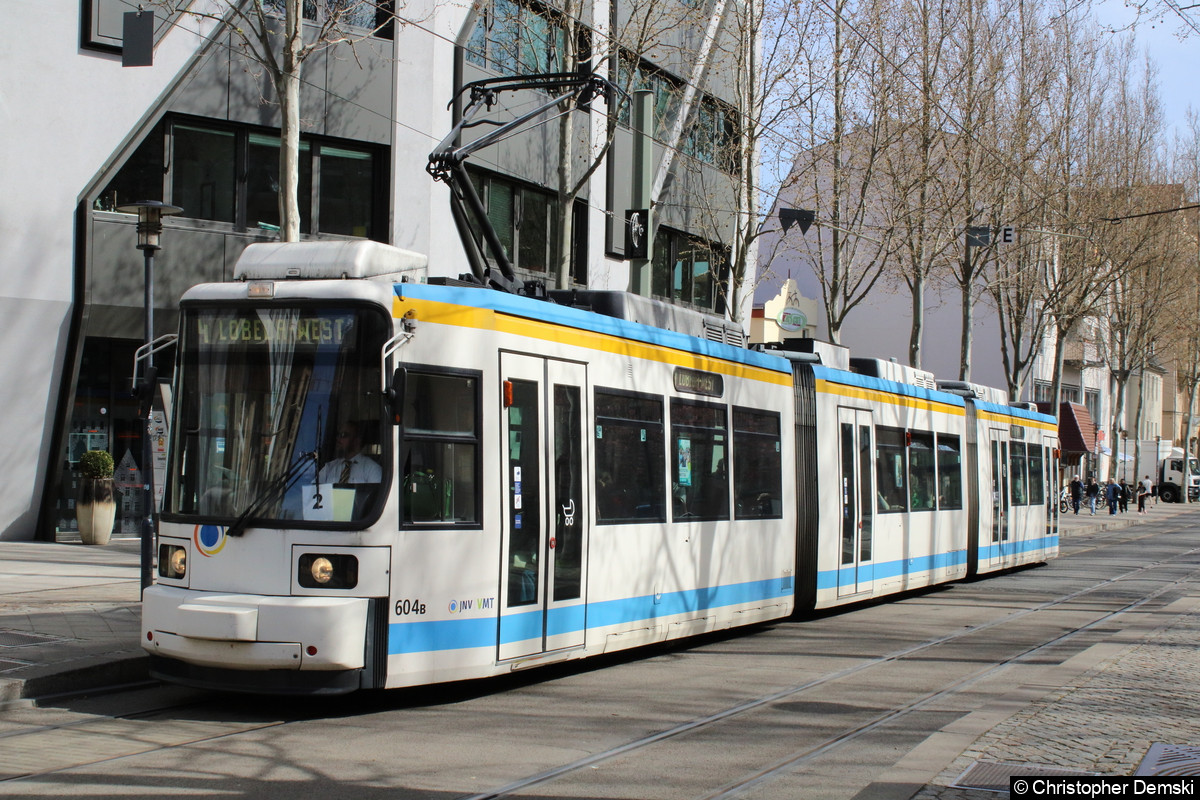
[{"x1": 395, "y1": 599, "x2": 427, "y2": 616}]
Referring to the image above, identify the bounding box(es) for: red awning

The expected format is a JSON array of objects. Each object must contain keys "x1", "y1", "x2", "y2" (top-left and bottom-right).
[{"x1": 1058, "y1": 402, "x2": 1096, "y2": 456}]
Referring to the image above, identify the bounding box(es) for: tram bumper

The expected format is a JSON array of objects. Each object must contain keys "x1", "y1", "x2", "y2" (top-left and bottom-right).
[{"x1": 142, "y1": 585, "x2": 368, "y2": 672}]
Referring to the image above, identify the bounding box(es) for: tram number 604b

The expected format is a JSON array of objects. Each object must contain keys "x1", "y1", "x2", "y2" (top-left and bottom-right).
[{"x1": 395, "y1": 599, "x2": 427, "y2": 616}]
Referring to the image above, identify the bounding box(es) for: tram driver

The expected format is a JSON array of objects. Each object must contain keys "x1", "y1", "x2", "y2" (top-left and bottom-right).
[{"x1": 319, "y1": 421, "x2": 382, "y2": 485}]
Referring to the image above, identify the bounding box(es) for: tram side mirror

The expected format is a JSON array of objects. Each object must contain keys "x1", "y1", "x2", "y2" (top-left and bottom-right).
[{"x1": 388, "y1": 367, "x2": 407, "y2": 426}]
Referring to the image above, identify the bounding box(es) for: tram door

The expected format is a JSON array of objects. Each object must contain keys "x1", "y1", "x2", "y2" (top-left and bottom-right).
[
  {"x1": 989, "y1": 430, "x2": 1011, "y2": 565},
  {"x1": 498, "y1": 353, "x2": 589, "y2": 661},
  {"x1": 837, "y1": 408, "x2": 875, "y2": 597}
]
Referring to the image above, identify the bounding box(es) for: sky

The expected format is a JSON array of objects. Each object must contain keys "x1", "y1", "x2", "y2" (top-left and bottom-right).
[{"x1": 1096, "y1": 0, "x2": 1197, "y2": 142}]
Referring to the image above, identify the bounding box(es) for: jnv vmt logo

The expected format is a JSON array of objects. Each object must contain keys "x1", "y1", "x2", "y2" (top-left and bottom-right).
[{"x1": 449, "y1": 598, "x2": 495, "y2": 613}]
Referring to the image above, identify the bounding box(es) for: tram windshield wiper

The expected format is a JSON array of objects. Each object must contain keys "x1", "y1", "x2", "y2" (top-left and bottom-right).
[{"x1": 226, "y1": 450, "x2": 317, "y2": 537}]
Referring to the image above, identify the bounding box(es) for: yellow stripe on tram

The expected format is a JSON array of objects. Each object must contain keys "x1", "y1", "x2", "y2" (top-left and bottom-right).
[
  {"x1": 394, "y1": 295, "x2": 794, "y2": 387},
  {"x1": 976, "y1": 409, "x2": 1057, "y2": 431},
  {"x1": 815, "y1": 379, "x2": 967, "y2": 416}
]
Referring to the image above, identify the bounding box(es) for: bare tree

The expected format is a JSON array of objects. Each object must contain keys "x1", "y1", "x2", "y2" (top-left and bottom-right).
[
  {"x1": 874, "y1": 0, "x2": 963, "y2": 369},
  {"x1": 760, "y1": 0, "x2": 899, "y2": 343},
  {"x1": 1171, "y1": 111, "x2": 1200, "y2": 461}
]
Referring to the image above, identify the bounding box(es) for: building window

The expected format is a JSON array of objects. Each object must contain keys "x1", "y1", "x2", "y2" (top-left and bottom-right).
[
  {"x1": 1033, "y1": 380, "x2": 1052, "y2": 404},
  {"x1": 246, "y1": 133, "x2": 313, "y2": 233},
  {"x1": 465, "y1": 0, "x2": 566, "y2": 74},
  {"x1": 265, "y1": 0, "x2": 396, "y2": 38},
  {"x1": 468, "y1": 169, "x2": 564, "y2": 278},
  {"x1": 172, "y1": 123, "x2": 238, "y2": 224},
  {"x1": 94, "y1": 117, "x2": 386, "y2": 242},
  {"x1": 616, "y1": 55, "x2": 681, "y2": 136},
  {"x1": 1084, "y1": 389, "x2": 1100, "y2": 423},
  {"x1": 616, "y1": 55, "x2": 740, "y2": 176},
  {"x1": 652, "y1": 228, "x2": 727, "y2": 313}
]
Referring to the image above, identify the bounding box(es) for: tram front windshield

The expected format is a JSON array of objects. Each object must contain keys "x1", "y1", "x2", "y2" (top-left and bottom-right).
[{"x1": 166, "y1": 305, "x2": 389, "y2": 525}]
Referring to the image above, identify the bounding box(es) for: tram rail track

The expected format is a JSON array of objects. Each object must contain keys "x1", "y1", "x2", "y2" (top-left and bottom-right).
[
  {"x1": 0, "y1": 520, "x2": 1196, "y2": 795},
  {"x1": 458, "y1": 528, "x2": 1200, "y2": 800}
]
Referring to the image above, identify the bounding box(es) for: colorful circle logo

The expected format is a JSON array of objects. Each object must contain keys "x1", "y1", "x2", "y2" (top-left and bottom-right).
[
  {"x1": 193, "y1": 524, "x2": 227, "y2": 557},
  {"x1": 449, "y1": 600, "x2": 458, "y2": 613}
]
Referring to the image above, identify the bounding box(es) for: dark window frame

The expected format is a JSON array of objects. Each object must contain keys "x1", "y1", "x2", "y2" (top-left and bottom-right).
[
  {"x1": 464, "y1": 0, "x2": 571, "y2": 74},
  {"x1": 399, "y1": 365, "x2": 484, "y2": 529},
  {"x1": 670, "y1": 397, "x2": 730, "y2": 522},
  {"x1": 908, "y1": 430, "x2": 937, "y2": 511},
  {"x1": 651, "y1": 226, "x2": 729, "y2": 314},
  {"x1": 466, "y1": 167, "x2": 583, "y2": 283},
  {"x1": 732, "y1": 406, "x2": 782, "y2": 520},
  {"x1": 94, "y1": 114, "x2": 389, "y2": 242},
  {"x1": 594, "y1": 387, "x2": 666, "y2": 525},
  {"x1": 936, "y1": 433, "x2": 964, "y2": 510},
  {"x1": 875, "y1": 425, "x2": 908, "y2": 513}
]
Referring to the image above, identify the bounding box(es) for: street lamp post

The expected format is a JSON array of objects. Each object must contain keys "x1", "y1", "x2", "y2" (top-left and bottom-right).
[{"x1": 117, "y1": 201, "x2": 182, "y2": 594}]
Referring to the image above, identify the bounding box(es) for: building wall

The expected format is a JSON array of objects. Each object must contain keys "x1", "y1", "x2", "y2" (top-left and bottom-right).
[{"x1": 0, "y1": 4, "x2": 224, "y2": 541}]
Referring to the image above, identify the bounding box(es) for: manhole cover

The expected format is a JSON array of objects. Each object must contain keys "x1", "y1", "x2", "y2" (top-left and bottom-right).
[
  {"x1": 0, "y1": 630, "x2": 67, "y2": 648},
  {"x1": 953, "y1": 761, "x2": 1100, "y2": 793},
  {"x1": 1136, "y1": 744, "x2": 1200, "y2": 776}
]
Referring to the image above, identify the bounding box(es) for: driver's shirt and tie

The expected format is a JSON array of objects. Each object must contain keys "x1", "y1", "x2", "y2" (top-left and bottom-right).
[{"x1": 319, "y1": 454, "x2": 382, "y2": 485}]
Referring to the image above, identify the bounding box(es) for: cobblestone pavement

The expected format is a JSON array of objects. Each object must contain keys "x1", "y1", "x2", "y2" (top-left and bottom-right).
[{"x1": 912, "y1": 593, "x2": 1200, "y2": 797}]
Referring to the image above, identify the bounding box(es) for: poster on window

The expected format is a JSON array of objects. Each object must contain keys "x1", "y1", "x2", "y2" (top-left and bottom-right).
[{"x1": 678, "y1": 438, "x2": 693, "y2": 487}]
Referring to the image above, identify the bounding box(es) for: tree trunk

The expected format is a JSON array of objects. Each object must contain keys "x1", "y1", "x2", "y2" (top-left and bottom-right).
[
  {"x1": 959, "y1": 274, "x2": 973, "y2": 381},
  {"x1": 278, "y1": 0, "x2": 304, "y2": 243},
  {"x1": 909, "y1": 274, "x2": 925, "y2": 369},
  {"x1": 556, "y1": 118, "x2": 575, "y2": 290}
]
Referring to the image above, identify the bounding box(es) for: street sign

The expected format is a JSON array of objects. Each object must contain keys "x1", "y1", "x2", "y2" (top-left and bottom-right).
[
  {"x1": 966, "y1": 226, "x2": 990, "y2": 247},
  {"x1": 1000, "y1": 226, "x2": 1016, "y2": 244},
  {"x1": 625, "y1": 209, "x2": 648, "y2": 259}
]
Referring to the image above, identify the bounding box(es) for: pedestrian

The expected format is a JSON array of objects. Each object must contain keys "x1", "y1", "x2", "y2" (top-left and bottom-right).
[
  {"x1": 1086, "y1": 476, "x2": 1100, "y2": 515},
  {"x1": 1138, "y1": 475, "x2": 1152, "y2": 514},
  {"x1": 1106, "y1": 478, "x2": 1120, "y2": 515},
  {"x1": 1119, "y1": 480, "x2": 1131, "y2": 513},
  {"x1": 1070, "y1": 475, "x2": 1083, "y2": 514}
]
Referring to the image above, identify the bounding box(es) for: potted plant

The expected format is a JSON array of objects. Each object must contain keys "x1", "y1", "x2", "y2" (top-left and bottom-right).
[{"x1": 77, "y1": 449, "x2": 116, "y2": 545}]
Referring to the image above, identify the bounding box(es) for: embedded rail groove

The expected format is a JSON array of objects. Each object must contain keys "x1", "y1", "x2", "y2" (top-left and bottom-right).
[{"x1": 458, "y1": 536, "x2": 1200, "y2": 800}]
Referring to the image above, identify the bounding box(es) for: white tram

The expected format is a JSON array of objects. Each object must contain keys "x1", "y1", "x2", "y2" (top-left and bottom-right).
[{"x1": 141, "y1": 241, "x2": 1058, "y2": 693}]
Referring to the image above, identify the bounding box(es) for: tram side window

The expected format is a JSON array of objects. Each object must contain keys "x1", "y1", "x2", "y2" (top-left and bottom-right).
[
  {"x1": 400, "y1": 369, "x2": 480, "y2": 526},
  {"x1": 936, "y1": 434, "x2": 963, "y2": 510},
  {"x1": 595, "y1": 390, "x2": 666, "y2": 523},
  {"x1": 733, "y1": 408, "x2": 782, "y2": 519},
  {"x1": 671, "y1": 399, "x2": 729, "y2": 521},
  {"x1": 1010, "y1": 441, "x2": 1028, "y2": 505},
  {"x1": 1028, "y1": 444, "x2": 1045, "y2": 505},
  {"x1": 908, "y1": 431, "x2": 936, "y2": 510},
  {"x1": 876, "y1": 426, "x2": 907, "y2": 513}
]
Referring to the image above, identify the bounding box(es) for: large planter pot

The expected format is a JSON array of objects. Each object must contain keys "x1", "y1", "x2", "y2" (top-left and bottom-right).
[{"x1": 78, "y1": 477, "x2": 116, "y2": 545}]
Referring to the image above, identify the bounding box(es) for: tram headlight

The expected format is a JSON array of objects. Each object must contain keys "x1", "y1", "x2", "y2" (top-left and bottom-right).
[
  {"x1": 298, "y1": 553, "x2": 358, "y2": 589},
  {"x1": 158, "y1": 544, "x2": 187, "y2": 579},
  {"x1": 311, "y1": 557, "x2": 334, "y2": 584}
]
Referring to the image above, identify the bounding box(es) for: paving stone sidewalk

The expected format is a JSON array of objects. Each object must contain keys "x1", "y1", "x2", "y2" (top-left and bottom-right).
[
  {"x1": 0, "y1": 536, "x2": 145, "y2": 707},
  {"x1": 911, "y1": 507, "x2": 1200, "y2": 796}
]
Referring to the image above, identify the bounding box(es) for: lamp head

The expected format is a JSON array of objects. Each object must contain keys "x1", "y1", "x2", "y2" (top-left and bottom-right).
[{"x1": 116, "y1": 200, "x2": 183, "y2": 250}]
